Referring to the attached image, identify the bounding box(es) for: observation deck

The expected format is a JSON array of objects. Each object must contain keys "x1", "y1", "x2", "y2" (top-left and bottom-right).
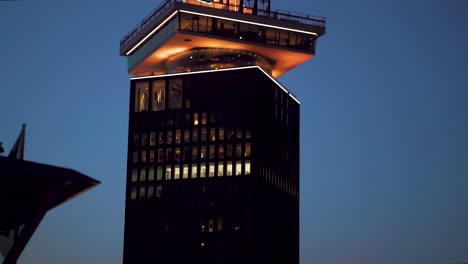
[{"x1": 120, "y1": 0, "x2": 326, "y2": 77}]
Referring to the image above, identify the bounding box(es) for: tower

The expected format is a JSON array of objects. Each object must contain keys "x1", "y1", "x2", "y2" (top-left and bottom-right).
[{"x1": 120, "y1": 1, "x2": 325, "y2": 263}]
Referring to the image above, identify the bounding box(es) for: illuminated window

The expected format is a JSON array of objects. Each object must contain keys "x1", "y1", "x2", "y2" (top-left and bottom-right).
[
  {"x1": 141, "y1": 150, "x2": 147, "y2": 162},
  {"x1": 218, "y1": 163, "x2": 224, "y2": 176},
  {"x1": 174, "y1": 165, "x2": 180, "y2": 180},
  {"x1": 166, "y1": 167, "x2": 172, "y2": 180},
  {"x1": 135, "y1": 82, "x2": 149, "y2": 112},
  {"x1": 140, "y1": 169, "x2": 146, "y2": 181},
  {"x1": 192, "y1": 164, "x2": 198, "y2": 178},
  {"x1": 133, "y1": 134, "x2": 139, "y2": 146},
  {"x1": 183, "y1": 164, "x2": 189, "y2": 179},
  {"x1": 227, "y1": 129, "x2": 233, "y2": 140},
  {"x1": 157, "y1": 166, "x2": 163, "y2": 181},
  {"x1": 152, "y1": 80, "x2": 165, "y2": 111},
  {"x1": 200, "y1": 164, "x2": 206, "y2": 178},
  {"x1": 148, "y1": 186, "x2": 154, "y2": 198},
  {"x1": 175, "y1": 148, "x2": 181, "y2": 162},
  {"x1": 210, "y1": 128, "x2": 216, "y2": 141},
  {"x1": 139, "y1": 186, "x2": 145, "y2": 198},
  {"x1": 194, "y1": 113, "x2": 199, "y2": 125},
  {"x1": 158, "y1": 132, "x2": 164, "y2": 144},
  {"x1": 150, "y1": 132, "x2": 156, "y2": 146},
  {"x1": 245, "y1": 161, "x2": 251, "y2": 175},
  {"x1": 209, "y1": 162, "x2": 215, "y2": 177},
  {"x1": 245, "y1": 143, "x2": 251, "y2": 157},
  {"x1": 236, "y1": 143, "x2": 242, "y2": 158},
  {"x1": 201, "y1": 128, "x2": 207, "y2": 141},
  {"x1": 209, "y1": 219, "x2": 214, "y2": 233},
  {"x1": 201, "y1": 146, "x2": 207, "y2": 160},
  {"x1": 236, "y1": 161, "x2": 242, "y2": 176},
  {"x1": 227, "y1": 161, "x2": 233, "y2": 176},
  {"x1": 158, "y1": 148, "x2": 164, "y2": 162},
  {"x1": 202, "y1": 112, "x2": 207, "y2": 125},
  {"x1": 167, "y1": 131, "x2": 173, "y2": 144},
  {"x1": 133, "y1": 151, "x2": 138, "y2": 163},
  {"x1": 149, "y1": 167, "x2": 154, "y2": 181},
  {"x1": 219, "y1": 145, "x2": 224, "y2": 159},
  {"x1": 156, "y1": 184, "x2": 162, "y2": 198},
  {"x1": 184, "y1": 129, "x2": 190, "y2": 143},
  {"x1": 150, "y1": 150, "x2": 155, "y2": 162},
  {"x1": 209, "y1": 145, "x2": 215, "y2": 160},
  {"x1": 219, "y1": 127, "x2": 224, "y2": 140},
  {"x1": 132, "y1": 169, "x2": 138, "y2": 182},
  {"x1": 236, "y1": 129, "x2": 242, "y2": 139},
  {"x1": 175, "y1": 129, "x2": 181, "y2": 144},
  {"x1": 131, "y1": 187, "x2": 137, "y2": 199},
  {"x1": 192, "y1": 147, "x2": 198, "y2": 160},
  {"x1": 217, "y1": 217, "x2": 223, "y2": 232},
  {"x1": 168, "y1": 79, "x2": 182, "y2": 109}
]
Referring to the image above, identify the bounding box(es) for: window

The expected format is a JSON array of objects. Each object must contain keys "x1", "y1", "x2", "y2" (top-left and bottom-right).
[
  {"x1": 219, "y1": 127, "x2": 224, "y2": 140},
  {"x1": 150, "y1": 132, "x2": 156, "y2": 146},
  {"x1": 202, "y1": 112, "x2": 207, "y2": 125},
  {"x1": 131, "y1": 187, "x2": 137, "y2": 199},
  {"x1": 209, "y1": 162, "x2": 215, "y2": 177},
  {"x1": 200, "y1": 164, "x2": 206, "y2": 178},
  {"x1": 217, "y1": 217, "x2": 223, "y2": 231},
  {"x1": 194, "y1": 113, "x2": 199, "y2": 125},
  {"x1": 149, "y1": 167, "x2": 154, "y2": 181},
  {"x1": 183, "y1": 147, "x2": 190, "y2": 161},
  {"x1": 188, "y1": 165, "x2": 196, "y2": 180},
  {"x1": 175, "y1": 129, "x2": 181, "y2": 144},
  {"x1": 141, "y1": 133, "x2": 147, "y2": 146},
  {"x1": 132, "y1": 169, "x2": 138, "y2": 182},
  {"x1": 227, "y1": 161, "x2": 233, "y2": 176},
  {"x1": 152, "y1": 80, "x2": 165, "y2": 111},
  {"x1": 219, "y1": 145, "x2": 224, "y2": 159},
  {"x1": 158, "y1": 148, "x2": 164, "y2": 162},
  {"x1": 141, "y1": 150, "x2": 147, "y2": 162},
  {"x1": 201, "y1": 128, "x2": 207, "y2": 142},
  {"x1": 227, "y1": 144, "x2": 233, "y2": 158},
  {"x1": 209, "y1": 219, "x2": 214, "y2": 233},
  {"x1": 168, "y1": 79, "x2": 182, "y2": 109},
  {"x1": 183, "y1": 164, "x2": 189, "y2": 179},
  {"x1": 193, "y1": 128, "x2": 199, "y2": 142},
  {"x1": 166, "y1": 149, "x2": 173, "y2": 162},
  {"x1": 174, "y1": 165, "x2": 180, "y2": 180},
  {"x1": 175, "y1": 148, "x2": 181, "y2": 162},
  {"x1": 135, "y1": 82, "x2": 149, "y2": 112},
  {"x1": 148, "y1": 186, "x2": 154, "y2": 198},
  {"x1": 157, "y1": 166, "x2": 163, "y2": 181},
  {"x1": 139, "y1": 186, "x2": 145, "y2": 198},
  {"x1": 201, "y1": 146, "x2": 206, "y2": 160},
  {"x1": 184, "y1": 129, "x2": 190, "y2": 143},
  {"x1": 133, "y1": 134, "x2": 139, "y2": 146},
  {"x1": 210, "y1": 128, "x2": 216, "y2": 141},
  {"x1": 245, "y1": 161, "x2": 251, "y2": 175},
  {"x1": 245, "y1": 128, "x2": 251, "y2": 139},
  {"x1": 218, "y1": 163, "x2": 224, "y2": 177},
  {"x1": 166, "y1": 167, "x2": 172, "y2": 180},
  {"x1": 192, "y1": 147, "x2": 198, "y2": 160},
  {"x1": 167, "y1": 131, "x2": 173, "y2": 144},
  {"x1": 158, "y1": 132, "x2": 164, "y2": 144},
  {"x1": 209, "y1": 145, "x2": 215, "y2": 160},
  {"x1": 245, "y1": 143, "x2": 251, "y2": 157},
  {"x1": 133, "y1": 150, "x2": 138, "y2": 163},
  {"x1": 236, "y1": 129, "x2": 242, "y2": 139},
  {"x1": 150, "y1": 150, "x2": 155, "y2": 162},
  {"x1": 236, "y1": 161, "x2": 242, "y2": 176},
  {"x1": 156, "y1": 184, "x2": 162, "y2": 198},
  {"x1": 236, "y1": 143, "x2": 242, "y2": 158},
  {"x1": 140, "y1": 169, "x2": 146, "y2": 181}
]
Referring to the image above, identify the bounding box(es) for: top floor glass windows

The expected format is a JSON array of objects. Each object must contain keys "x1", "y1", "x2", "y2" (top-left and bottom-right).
[{"x1": 135, "y1": 79, "x2": 183, "y2": 112}]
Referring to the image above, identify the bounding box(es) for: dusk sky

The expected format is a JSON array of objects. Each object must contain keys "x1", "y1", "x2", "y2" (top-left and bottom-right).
[{"x1": 1, "y1": 0, "x2": 468, "y2": 263}]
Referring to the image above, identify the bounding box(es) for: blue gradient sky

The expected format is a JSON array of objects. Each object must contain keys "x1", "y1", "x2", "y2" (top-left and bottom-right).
[{"x1": 1, "y1": 0, "x2": 467, "y2": 263}]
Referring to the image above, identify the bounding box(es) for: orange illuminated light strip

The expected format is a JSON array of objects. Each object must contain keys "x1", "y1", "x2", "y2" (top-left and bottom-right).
[
  {"x1": 130, "y1": 66, "x2": 301, "y2": 104},
  {"x1": 126, "y1": 11, "x2": 180, "y2": 56},
  {"x1": 179, "y1": 10, "x2": 318, "y2": 36}
]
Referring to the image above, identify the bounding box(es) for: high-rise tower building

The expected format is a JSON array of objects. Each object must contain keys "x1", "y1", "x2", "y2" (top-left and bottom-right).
[{"x1": 120, "y1": 1, "x2": 325, "y2": 263}]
